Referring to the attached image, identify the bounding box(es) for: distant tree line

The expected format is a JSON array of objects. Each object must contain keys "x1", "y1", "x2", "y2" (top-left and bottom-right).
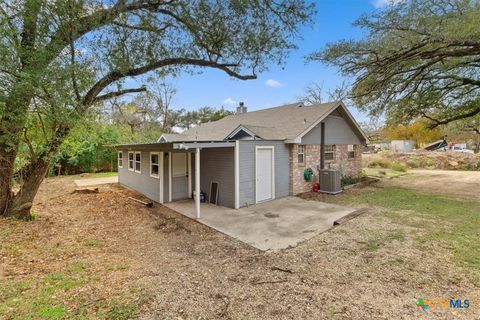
[{"x1": 46, "y1": 83, "x2": 234, "y2": 175}]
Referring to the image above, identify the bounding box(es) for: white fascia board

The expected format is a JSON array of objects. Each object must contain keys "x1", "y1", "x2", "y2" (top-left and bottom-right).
[{"x1": 173, "y1": 142, "x2": 236, "y2": 149}]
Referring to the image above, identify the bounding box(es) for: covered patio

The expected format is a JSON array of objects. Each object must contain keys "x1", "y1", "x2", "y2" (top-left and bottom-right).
[
  {"x1": 164, "y1": 196, "x2": 357, "y2": 251},
  {"x1": 117, "y1": 140, "x2": 239, "y2": 219}
]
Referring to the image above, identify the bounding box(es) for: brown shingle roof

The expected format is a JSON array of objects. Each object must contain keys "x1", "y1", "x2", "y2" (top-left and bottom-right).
[{"x1": 165, "y1": 101, "x2": 342, "y2": 142}]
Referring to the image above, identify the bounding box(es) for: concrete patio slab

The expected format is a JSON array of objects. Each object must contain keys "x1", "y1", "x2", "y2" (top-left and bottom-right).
[
  {"x1": 74, "y1": 176, "x2": 118, "y2": 187},
  {"x1": 164, "y1": 196, "x2": 357, "y2": 251}
]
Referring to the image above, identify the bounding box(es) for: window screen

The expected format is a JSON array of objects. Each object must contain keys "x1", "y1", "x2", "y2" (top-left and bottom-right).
[
  {"x1": 150, "y1": 153, "x2": 159, "y2": 177},
  {"x1": 135, "y1": 152, "x2": 141, "y2": 173},
  {"x1": 297, "y1": 145, "x2": 305, "y2": 164},
  {"x1": 324, "y1": 145, "x2": 335, "y2": 161}
]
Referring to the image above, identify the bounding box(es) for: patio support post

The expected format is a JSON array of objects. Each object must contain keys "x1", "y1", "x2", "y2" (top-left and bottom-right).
[
  {"x1": 320, "y1": 122, "x2": 325, "y2": 170},
  {"x1": 168, "y1": 152, "x2": 172, "y2": 202},
  {"x1": 187, "y1": 152, "x2": 192, "y2": 198},
  {"x1": 159, "y1": 151, "x2": 164, "y2": 203},
  {"x1": 195, "y1": 147, "x2": 201, "y2": 219},
  {"x1": 234, "y1": 140, "x2": 240, "y2": 209}
]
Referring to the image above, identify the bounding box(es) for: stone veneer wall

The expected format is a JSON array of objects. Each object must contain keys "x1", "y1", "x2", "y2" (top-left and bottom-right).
[{"x1": 289, "y1": 144, "x2": 362, "y2": 195}]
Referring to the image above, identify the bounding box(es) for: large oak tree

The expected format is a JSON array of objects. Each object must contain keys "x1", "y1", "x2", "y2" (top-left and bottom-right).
[
  {"x1": 312, "y1": 0, "x2": 480, "y2": 128},
  {"x1": 0, "y1": 0, "x2": 314, "y2": 219}
]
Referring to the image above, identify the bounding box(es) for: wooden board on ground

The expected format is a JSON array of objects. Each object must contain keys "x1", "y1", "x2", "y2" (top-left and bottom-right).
[{"x1": 72, "y1": 187, "x2": 99, "y2": 194}]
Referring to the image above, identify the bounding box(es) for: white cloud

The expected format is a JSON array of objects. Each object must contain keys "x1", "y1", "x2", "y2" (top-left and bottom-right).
[
  {"x1": 372, "y1": 0, "x2": 403, "y2": 8},
  {"x1": 265, "y1": 79, "x2": 284, "y2": 88},
  {"x1": 223, "y1": 97, "x2": 237, "y2": 106}
]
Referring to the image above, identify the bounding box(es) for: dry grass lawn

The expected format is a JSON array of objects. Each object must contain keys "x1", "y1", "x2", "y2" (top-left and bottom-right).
[{"x1": 1, "y1": 171, "x2": 479, "y2": 319}]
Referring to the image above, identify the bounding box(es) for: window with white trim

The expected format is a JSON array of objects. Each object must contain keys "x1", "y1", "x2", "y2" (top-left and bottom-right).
[
  {"x1": 118, "y1": 151, "x2": 123, "y2": 168},
  {"x1": 134, "y1": 152, "x2": 141, "y2": 173},
  {"x1": 348, "y1": 145, "x2": 355, "y2": 159},
  {"x1": 128, "y1": 152, "x2": 134, "y2": 171},
  {"x1": 150, "y1": 152, "x2": 159, "y2": 178},
  {"x1": 324, "y1": 145, "x2": 335, "y2": 161},
  {"x1": 297, "y1": 145, "x2": 305, "y2": 164}
]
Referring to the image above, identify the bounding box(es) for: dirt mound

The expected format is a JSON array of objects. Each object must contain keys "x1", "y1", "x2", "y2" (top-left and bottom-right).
[{"x1": 363, "y1": 151, "x2": 480, "y2": 171}]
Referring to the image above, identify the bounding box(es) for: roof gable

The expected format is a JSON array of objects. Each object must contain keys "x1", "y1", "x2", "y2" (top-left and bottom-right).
[
  {"x1": 158, "y1": 101, "x2": 367, "y2": 143},
  {"x1": 225, "y1": 125, "x2": 259, "y2": 140},
  {"x1": 292, "y1": 101, "x2": 368, "y2": 143},
  {"x1": 157, "y1": 133, "x2": 183, "y2": 142}
]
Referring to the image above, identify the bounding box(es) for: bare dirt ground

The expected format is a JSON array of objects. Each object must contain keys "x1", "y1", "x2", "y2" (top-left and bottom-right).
[
  {"x1": 382, "y1": 169, "x2": 480, "y2": 202},
  {"x1": 1, "y1": 171, "x2": 479, "y2": 319}
]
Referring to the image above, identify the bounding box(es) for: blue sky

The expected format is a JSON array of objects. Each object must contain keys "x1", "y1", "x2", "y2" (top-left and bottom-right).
[{"x1": 155, "y1": 0, "x2": 395, "y2": 121}]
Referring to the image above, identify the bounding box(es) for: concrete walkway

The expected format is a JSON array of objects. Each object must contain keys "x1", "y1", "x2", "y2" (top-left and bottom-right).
[
  {"x1": 165, "y1": 196, "x2": 357, "y2": 251},
  {"x1": 74, "y1": 176, "x2": 118, "y2": 187}
]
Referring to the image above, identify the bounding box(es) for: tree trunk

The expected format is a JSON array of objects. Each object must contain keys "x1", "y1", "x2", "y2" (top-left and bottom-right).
[
  {"x1": 1, "y1": 126, "x2": 68, "y2": 220},
  {"x1": 0, "y1": 130, "x2": 28, "y2": 217},
  {"x1": 0, "y1": 90, "x2": 34, "y2": 216},
  {"x1": 162, "y1": 107, "x2": 169, "y2": 132},
  {"x1": 3, "y1": 158, "x2": 51, "y2": 220},
  {"x1": 0, "y1": 150, "x2": 16, "y2": 216}
]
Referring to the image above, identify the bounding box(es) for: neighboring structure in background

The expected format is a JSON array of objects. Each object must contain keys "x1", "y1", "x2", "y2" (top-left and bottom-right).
[
  {"x1": 424, "y1": 137, "x2": 448, "y2": 151},
  {"x1": 450, "y1": 143, "x2": 467, "y2": 150},
  {"x1": 116, "y1": 101, "x2": 368, "y2": 215},
  {"x1": 391, "y1": 140, "x2": 415, "y2": 153},
  {"x1": 449, "y1": 143, "x2": 474, "y2": 154},
  {"x1": 363, "y1": 142, "x2": 390, "y2": 153}
]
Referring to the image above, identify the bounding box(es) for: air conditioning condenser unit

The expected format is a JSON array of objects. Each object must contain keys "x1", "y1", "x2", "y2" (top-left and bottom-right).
[{"x1": 319, "y1": 169, "x2": 342, "y2": 194}]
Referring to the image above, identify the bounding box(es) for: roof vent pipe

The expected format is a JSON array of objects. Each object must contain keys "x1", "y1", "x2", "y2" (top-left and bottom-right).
[{"x1": 236, "y1": 102, "x2": 247, "y2": 114}]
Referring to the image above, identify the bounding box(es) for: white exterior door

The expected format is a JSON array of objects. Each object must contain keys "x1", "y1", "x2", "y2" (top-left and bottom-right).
[
  {"x1": 172, "y1": 153, "x2": 188, "y2": 200},
  {"x1": 256, "y1": 147, "x2": 274, "y2": 203}
]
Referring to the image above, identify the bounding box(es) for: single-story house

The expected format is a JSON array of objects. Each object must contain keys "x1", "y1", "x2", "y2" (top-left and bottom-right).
[{"x1": 116, "y1": 101, "x2": 368, "y2": 218}]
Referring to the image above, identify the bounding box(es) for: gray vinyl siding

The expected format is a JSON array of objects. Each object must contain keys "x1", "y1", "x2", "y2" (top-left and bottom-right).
[
  {"x1": 238, "y1": 140, "x2": 290, "y2": 207},
  {"x1": 199, "y1": 147, "x2": 234, "y2": 208},
  {"x1": 117, "y1": 149, "x2": 161, "y2": 202},
  {"x1": 301, "y1": 115, "x2": 362, "y2": 145},
  {"x1": 163, "y1": 153, "x2": 169, "y2": 201}
]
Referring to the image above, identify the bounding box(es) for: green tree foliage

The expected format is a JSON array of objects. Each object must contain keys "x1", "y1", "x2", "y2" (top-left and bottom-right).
[
  {"x1": 313, "y1": 0, "x2": 480, "y2": 127},
  {"x1": 0, "y1": 0, "x2": 314, "y2": 218},
  {"x1": 177, "y1": 106, "x2": 234, "y2": 130},
  {"x1": 46, "y1": 103, "x2": 234, "y2": 175},
  {"x1": 53, "y1": 122, "x2": 120, "y2": 175}
]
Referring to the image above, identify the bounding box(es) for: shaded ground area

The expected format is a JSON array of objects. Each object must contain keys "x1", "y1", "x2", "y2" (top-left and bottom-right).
[
  {"x1": 165, "y1": 197, "x2": 356, "y2": 251},
  {"x1": 1, "y1": 171, "x2": 479, "y2": 319}
]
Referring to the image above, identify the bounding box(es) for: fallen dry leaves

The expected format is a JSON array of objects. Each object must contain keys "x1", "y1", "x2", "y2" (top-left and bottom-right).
[{"x1": 1, "y1": 174, "x2": 479, "y2": 319}]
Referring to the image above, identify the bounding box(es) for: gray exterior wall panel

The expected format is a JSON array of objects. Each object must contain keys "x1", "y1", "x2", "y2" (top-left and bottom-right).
[
  {"x1": 199, "y1": 148, "x2": 234, "y2": 208},
  {"x1": 117, "y1": 149, "x2": 161, "y2": 202},
  {"x1": 302, "y1": 115, "x2": 362, "y2": 145},
  {"x1": 238, "y1": 140, "x2": 290, "y2": 207}
]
